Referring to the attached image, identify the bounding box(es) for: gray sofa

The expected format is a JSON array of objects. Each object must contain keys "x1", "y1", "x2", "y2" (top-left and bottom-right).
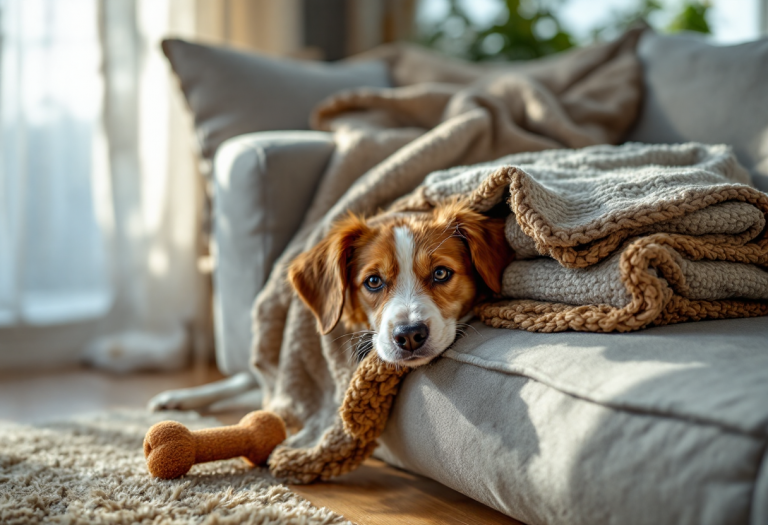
[{"x1": 209, "y1": 33, "x2": 768, "y2": 525}]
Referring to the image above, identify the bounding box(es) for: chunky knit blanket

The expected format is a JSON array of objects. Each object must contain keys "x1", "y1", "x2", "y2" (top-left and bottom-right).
[
  {"x1": 256, "y1": 31, "x2": 652, "y2": 481},
  {"x1": 403, "y1": 142, "x2": 768, "y2": 332}
]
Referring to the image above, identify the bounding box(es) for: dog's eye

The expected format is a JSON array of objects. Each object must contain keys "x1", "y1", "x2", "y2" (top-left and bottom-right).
[
  {"x1": 364, "y1": 275, "x2": 384, "y2": 291},
  {"x1": 433, "y1": 266, "x2": 453, "y2": 283}
]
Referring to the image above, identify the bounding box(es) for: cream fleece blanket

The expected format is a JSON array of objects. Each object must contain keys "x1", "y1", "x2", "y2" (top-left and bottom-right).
[{"x1": 252, "y1": 32, "x2": 645, "y2": 450}]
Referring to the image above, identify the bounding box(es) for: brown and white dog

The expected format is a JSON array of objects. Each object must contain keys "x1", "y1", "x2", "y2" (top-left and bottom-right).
[
  {"x1": 148, "y1": 200, "x2": 510, "y2": 412},
  {"x1": 289, "y1": 201, "x2": 512, "y2": 367}
]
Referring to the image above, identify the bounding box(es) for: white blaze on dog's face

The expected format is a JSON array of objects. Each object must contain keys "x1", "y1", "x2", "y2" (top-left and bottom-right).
[{"x1": 289, "y1": 201, "x2": 511, "y2": 367}]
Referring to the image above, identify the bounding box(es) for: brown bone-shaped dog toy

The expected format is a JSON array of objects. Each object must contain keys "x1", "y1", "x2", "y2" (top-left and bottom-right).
[{"x1": 144, "y1": 410, "x2": 287, "y2": 479}]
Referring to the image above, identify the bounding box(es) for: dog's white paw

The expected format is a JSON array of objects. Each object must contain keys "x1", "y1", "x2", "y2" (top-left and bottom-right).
[
  {"x1": 147, "y1": 371, "x2": 261, "y2": 412},
  {"x1": 147, "y1": 387, "x2": 207, "y2": 411}
]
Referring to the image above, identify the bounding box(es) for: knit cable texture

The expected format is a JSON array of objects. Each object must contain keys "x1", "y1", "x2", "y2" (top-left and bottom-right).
[
  {"x1": 477, "y1": 233, "x2": 768, "y2": 333},
  {"x1": 419, "y1": 143, "x2": 768, "y2": 332},
  {"x1": 269, "y1": 352, "x2": 408, "y2": 484}
]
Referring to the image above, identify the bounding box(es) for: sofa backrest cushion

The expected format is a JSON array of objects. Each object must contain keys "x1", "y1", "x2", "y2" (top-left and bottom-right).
[
  {"x1": 625, "y1": 32, "x2": 768, "y2": 191},
  {"x1": 162, "y1": 39, "x2": 391, "y2": 159}
]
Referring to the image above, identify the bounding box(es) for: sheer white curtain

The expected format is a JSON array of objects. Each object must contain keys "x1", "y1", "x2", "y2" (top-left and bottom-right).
[
  {"x1": 0, "y1": 0, "x2": 204, "y2": 371},
  {"x1": 0, "y1": 0, "x2": 109, "y2": 327}
]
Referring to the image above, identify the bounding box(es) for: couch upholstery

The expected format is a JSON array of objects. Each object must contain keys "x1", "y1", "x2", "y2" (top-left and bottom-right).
[
  {"x1": 212, "y1": 132, "x2": 335, "y2": 374},
  {"x1": 378, "y1": 318, "x2": 768, "y2": 525},
  {"x1": 209, "y1": 32, "x2": 768, "y2": 524}
]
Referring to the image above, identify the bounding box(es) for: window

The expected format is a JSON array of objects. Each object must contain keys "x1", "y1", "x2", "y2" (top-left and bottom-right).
[{"x1": 0, "y1": 0, "x2": 111, "y2": 327}]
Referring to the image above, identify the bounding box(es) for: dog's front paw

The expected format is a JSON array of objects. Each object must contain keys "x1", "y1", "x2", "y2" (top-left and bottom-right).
[
  {"x1": 147, "y1": 390, "x2": 189, "y2": 411},
  {"x1": 147, "y1": 386, "x2": 215, "y2": 411}
]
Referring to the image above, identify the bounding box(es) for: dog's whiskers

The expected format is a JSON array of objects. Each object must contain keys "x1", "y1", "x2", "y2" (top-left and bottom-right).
[
  {"x1": 332, "y1": 330, "x2": 376, "y2": 343},
  {"x1": 355, "y1": 343, "x2": 373, "y2": 360},
  {"x1": 331, "y1": 330, "x2": 376, "y2": 364},
  {"x1": 457, "y1": 322, "x2": 481, "y2": 335},
  {"x1": 329, "y1": 330, "x2": 378, "y2": 366},
  {"x1": 352, "y1": 337, "x2": 374, "y2": 363},
  {"x1": 341, "y1": 337, "x2": 371, "y2": 357}
]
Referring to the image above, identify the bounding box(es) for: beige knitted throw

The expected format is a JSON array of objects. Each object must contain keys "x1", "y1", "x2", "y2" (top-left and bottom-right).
[
  {"x1": 405, "y1": 143, "x2": 768, "y2": 332},
  {"x1": 258, "y1": 32, "x2": 649, "y2": 479},
  {"x1": 270, "y1": 352, "x2": 408, "y2": 483}
]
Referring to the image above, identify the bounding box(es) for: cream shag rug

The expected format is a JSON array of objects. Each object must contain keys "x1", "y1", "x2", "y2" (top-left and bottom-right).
[{"x1": 0, "y1": 410, "x2": 351, "y2": 524}]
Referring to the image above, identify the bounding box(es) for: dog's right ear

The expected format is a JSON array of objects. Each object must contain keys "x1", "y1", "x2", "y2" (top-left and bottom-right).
[{"x1": 289, "y1": 214, "x2": 369, "y2": 335}]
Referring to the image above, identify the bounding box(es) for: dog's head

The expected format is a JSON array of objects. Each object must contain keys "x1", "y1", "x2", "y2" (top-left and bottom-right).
[{"x1": 288, "y1": 201, "x2": 512, "y2": 367}]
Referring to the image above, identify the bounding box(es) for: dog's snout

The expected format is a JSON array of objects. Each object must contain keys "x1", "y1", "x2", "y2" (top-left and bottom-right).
[{"x1": 392, "y1": 322, "x2": 429, "y2": 352}]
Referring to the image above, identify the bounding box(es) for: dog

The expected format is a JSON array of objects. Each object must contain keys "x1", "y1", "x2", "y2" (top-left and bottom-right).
[
  {"x1": 289, "y1": 200, "x2": 511, "y2": 367},
  {"x1": 148, "y1": 200, "x2": 509, "y2": 411}
]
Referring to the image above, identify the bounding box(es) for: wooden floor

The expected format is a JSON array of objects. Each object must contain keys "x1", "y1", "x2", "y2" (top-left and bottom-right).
[{"x1": 0, "y1": 365, "x2": 522, "y2": 525}]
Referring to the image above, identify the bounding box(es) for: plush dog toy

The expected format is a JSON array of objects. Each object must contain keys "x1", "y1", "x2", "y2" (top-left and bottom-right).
[
  {"x1": 144, "y1": 410, "x2": 287, "y2": 479},
  {"x1": 144, "y1": 352, "x2": 407, "y2": 482}
]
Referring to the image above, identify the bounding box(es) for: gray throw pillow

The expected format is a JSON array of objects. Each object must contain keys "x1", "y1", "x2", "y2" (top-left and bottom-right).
[
  {"x1": 626, "y1": 32, "x2": 768, "y2": 191},
  {"x1": 162, "y1": 39, "x2": 391, "y2": 159}
]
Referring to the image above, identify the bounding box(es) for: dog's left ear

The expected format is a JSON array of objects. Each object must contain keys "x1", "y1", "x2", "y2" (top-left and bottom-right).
[
  {"x1": 438, "y1": 202, "x2": 513, "y2": 294},
  {"x1": 289, "y1": 214, "x2": 369, "y2": 335}
]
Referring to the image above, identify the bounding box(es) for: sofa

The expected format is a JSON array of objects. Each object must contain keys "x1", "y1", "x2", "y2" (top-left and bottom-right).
[{"x1": 172, "y1": 32, "x2": 768, "y2": 524}]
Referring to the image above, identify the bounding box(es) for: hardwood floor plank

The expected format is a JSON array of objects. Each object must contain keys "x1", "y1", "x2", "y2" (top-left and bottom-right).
[
  {"x1": 292, "y1": 458, "x2": 523, "y2": 525},
  {"x1": 0, "y1": 365, "x2": 222, "y2": 424}
]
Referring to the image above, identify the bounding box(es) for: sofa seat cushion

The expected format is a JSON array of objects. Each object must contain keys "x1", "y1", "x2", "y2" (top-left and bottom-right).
[{"x1": 378, "y1": 317, "x2": 768, "y2": 525}]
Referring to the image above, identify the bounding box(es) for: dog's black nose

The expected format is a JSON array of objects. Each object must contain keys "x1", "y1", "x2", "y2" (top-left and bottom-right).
[{"x1": 392, "y1": 323, "x2": 429, "y2": 352}]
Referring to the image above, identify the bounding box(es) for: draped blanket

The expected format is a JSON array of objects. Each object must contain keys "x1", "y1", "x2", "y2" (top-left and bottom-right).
[
  {"x1": 405, "y1": 143, "x2": 768, "y2": 333},
  {"x1": 253, "y1": 30, "x2": 650, "y2": 458}
]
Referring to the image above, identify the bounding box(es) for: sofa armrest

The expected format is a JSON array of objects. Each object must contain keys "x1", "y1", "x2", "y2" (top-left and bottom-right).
[{"x1": 212, "y1": 131, "x2": 335, "y2": 374}]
